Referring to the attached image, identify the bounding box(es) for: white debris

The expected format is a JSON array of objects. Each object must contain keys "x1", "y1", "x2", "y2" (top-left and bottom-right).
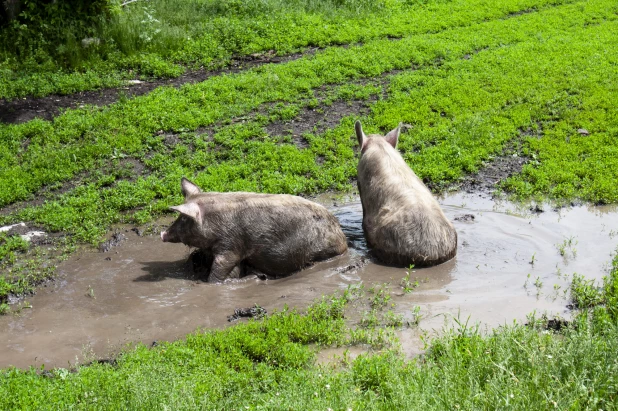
[
  {"x1": 126, "y1": 79, "x2": 144, "y2": 85},
  {"x1": 21, "y1": 231, "x2": 46, "y2": 242},
  {"x1": 0, "y1": 223, "x2": 46, "y2": 242},
  {"x1": 0, "y1": 222, "x2": 26, "y2": 232},
  {"x1": 81, "y1": 37, "x2": 101, "y2": 48},
  {"x1": 577, "y1": 128, "x2": 590, "y2": 136}
]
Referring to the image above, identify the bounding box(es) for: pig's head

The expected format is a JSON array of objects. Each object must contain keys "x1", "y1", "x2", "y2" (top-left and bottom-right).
[
  {"x1": 355, "y1": 120, "x2": 401, "y2": 155},
  {"x1": 160, "y1": 178, "x2": 206, "y2": 248}
]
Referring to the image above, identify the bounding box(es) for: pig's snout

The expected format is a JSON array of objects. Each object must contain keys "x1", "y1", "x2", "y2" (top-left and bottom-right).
[{"x1": 161, "y1": 230, "x2": 180, "y2": 243}]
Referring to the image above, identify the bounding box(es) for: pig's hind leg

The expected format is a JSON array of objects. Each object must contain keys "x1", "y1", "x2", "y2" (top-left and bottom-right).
[{"x1": 208, "y1": 251, "x2": 243, "y2": 282}]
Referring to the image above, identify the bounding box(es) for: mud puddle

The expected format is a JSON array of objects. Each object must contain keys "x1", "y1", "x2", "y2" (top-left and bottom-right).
[{"x1": 1, "y1": 193, "x2": 617, "y2": 368}]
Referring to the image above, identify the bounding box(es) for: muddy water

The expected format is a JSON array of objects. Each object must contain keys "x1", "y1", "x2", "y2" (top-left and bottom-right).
[{"x1": 1, "y1": 193, "x2": 617, "y2": 368}]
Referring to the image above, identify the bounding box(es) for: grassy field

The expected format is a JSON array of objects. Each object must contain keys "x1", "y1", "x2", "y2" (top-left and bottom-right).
[
  {"x1": 0, "y1": 0, "x2": 569, "y2": 99},
  {"x1": 1, "y1": 252, "x2": 618, "y2": 409},
  {"x1": 1, "y1": 0, "x2": 618, "y2": 406}
]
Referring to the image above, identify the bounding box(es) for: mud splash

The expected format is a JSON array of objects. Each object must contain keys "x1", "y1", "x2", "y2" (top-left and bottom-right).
[{"x1": 1, "y1": 193, "x2": 617, "y2": 368}]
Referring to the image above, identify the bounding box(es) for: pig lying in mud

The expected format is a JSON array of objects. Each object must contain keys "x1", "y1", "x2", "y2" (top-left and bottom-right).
[
  {"x1": 161, "y1": 178, "x2": 348, "y2": 281},
  {"x1": 355, "y1": 120, "x2": 457, "y2": 267}
]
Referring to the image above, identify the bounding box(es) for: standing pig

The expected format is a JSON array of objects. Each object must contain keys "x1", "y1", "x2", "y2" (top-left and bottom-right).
[
  {"x1": 355, "y1": 120, "x2": 457, "y2": 267},
  {"x1": 161, "y1": 178, "x2": 348, "y2": 281}
]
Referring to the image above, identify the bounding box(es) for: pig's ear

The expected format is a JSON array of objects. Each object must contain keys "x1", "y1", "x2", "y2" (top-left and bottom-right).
[
  {"x1": 181, "y1": 177, "x2": 201, "y2": 198},
  {"x1": 384, "y1": 123, "x2": 401, "y2": 148},
  {"x1": 170, "y1": 203, "x2": 201, "y2": 223},
  {"x1": 355, "y1": 120, "x2": 367, "y2": 151}
]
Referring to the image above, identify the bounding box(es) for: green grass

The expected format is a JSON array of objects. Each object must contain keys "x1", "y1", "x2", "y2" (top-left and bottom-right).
[
  {"x1": 1, "y1": 0, "x2": 618, "y2": 302},
  {"x1": 0, "y1": 0, "x2": 571, "y2": 99},
  {"x1": 2, "y1": 251, "x2": 618, "y2": 409},
  {"x1": 2, "y1": 0, "x2": 618, "y2": 406}
]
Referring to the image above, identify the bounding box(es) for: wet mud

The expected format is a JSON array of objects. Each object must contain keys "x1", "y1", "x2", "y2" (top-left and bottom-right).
[
  {"x1": 1, "y1": 193, "x2": 618, "y2": 368},
  {"x1": 457, "y1": 140, "x2": 528, "y2": 196}
]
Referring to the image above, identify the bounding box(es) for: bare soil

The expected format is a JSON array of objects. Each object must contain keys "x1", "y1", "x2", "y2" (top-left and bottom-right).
[
  {"x1": 266, "y1": 97, "x2": 378, "y2": 148},
  {"x1": 457, "y1": 131, "x2": 531, "y2": 196},
  {"x1": 459, "y1": 153, "x2": 528, "y2": 195}
]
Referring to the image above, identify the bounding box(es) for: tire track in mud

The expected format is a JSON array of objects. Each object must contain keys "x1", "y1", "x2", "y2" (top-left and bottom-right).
[
  {"x1": 0, "y1": 0, "x2": 576, "y2": 125},
  {"x1": 0, "y1": 50, "x2": 319, "y2": 125}
]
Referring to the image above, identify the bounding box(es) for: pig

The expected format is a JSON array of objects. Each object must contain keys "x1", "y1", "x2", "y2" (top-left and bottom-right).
[
  {"x1": 161, "y1": 178, "x2": 348, "y2": 281},
  {"x1": 354, "y1": 120, "x2": 457, "y2": 267}
]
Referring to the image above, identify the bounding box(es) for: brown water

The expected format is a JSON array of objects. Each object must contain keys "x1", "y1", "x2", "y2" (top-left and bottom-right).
[{"x1": 1, "y1": 193, "x2": 617, "y2": 368}]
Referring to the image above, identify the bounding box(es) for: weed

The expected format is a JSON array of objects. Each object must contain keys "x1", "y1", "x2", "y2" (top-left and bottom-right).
[
  {"x1": 360, "y1": 309, "x2": 380, "y2": 328},
  {"x1": 342, "y1": 282, "x2": 365, "y2": 302},
  {"x1": 533, "y1": 276, "x2": 543, "y2": 296},
  {"x1": 400, "y1": 266, "x2": 419, "y2": 293},
  {"x1": 570, "y1": 273, "x2": 603, "y2": 309},
  {"x1": 556, "y1": 235, "x2": 578, "y2": 258},
  {"x1": 368, "y1": 283, "x2": 392, "y2": 310},
  {"x1": 408, "y1": 305, "x2": 422, "y2": 327},
  {"x1": 384, "y1": 310, "x2": 404, "y2": 328},
  {"x1": 0, "y1": 0, "x2": 563, "y2": 99}
]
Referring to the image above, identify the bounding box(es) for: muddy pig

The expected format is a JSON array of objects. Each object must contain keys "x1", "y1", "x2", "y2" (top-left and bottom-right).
[
  {"x1": 355, "y1": 120, "x2": 457, "y2": 267},
  {"x1": 161, "y1": 178, "x2": 348, "y2": 281}
]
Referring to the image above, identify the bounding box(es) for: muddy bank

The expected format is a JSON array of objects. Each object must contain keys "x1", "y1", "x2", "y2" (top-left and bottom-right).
[{"x1": 1, "y1": 193, "x2": 617, "y2": 368}]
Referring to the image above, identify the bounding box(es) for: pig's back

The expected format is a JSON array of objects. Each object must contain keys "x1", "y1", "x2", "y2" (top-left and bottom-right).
[
  {"x1": 359, "y1": 147, "x2": 457, "y2": 267},
  {"x1": 368, "y1": 202, "x2": 457, "y2": 267}
]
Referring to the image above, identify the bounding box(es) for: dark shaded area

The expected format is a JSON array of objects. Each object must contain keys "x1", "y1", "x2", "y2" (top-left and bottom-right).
[
  {"x1": 546, "y1": 318, "x2": 570, "y2": 332},
  {"x1": 0, "y1": 0, "x2": 20, "y2": 26},
  {"x1": 331, "y1": 202, "x2": 368, "y2": 252},
  {"x1": 134, "y1": 257, "x2": 197, "y2": 282},
  {"x1": 227, "y1": 305, "x2": 267, "y2": 322},
  {"x1": 187, "y1": 248, "x2": 214, "y2": 281},
  {"x1": 98, "y1": 231, "x2": 127, "y2": 253},
  {"x1": 526, "y1": 317, "x2": 571, "y2": 332},
  {"x1": 134, "y1": 248, "x2": 265, "y2": 283},
  {"x1": 84, "y1": 358, "x2": 118, "y2": 367},
  {"x1": 454, "y1": 214, "x2": 475, "y2": 222}
]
